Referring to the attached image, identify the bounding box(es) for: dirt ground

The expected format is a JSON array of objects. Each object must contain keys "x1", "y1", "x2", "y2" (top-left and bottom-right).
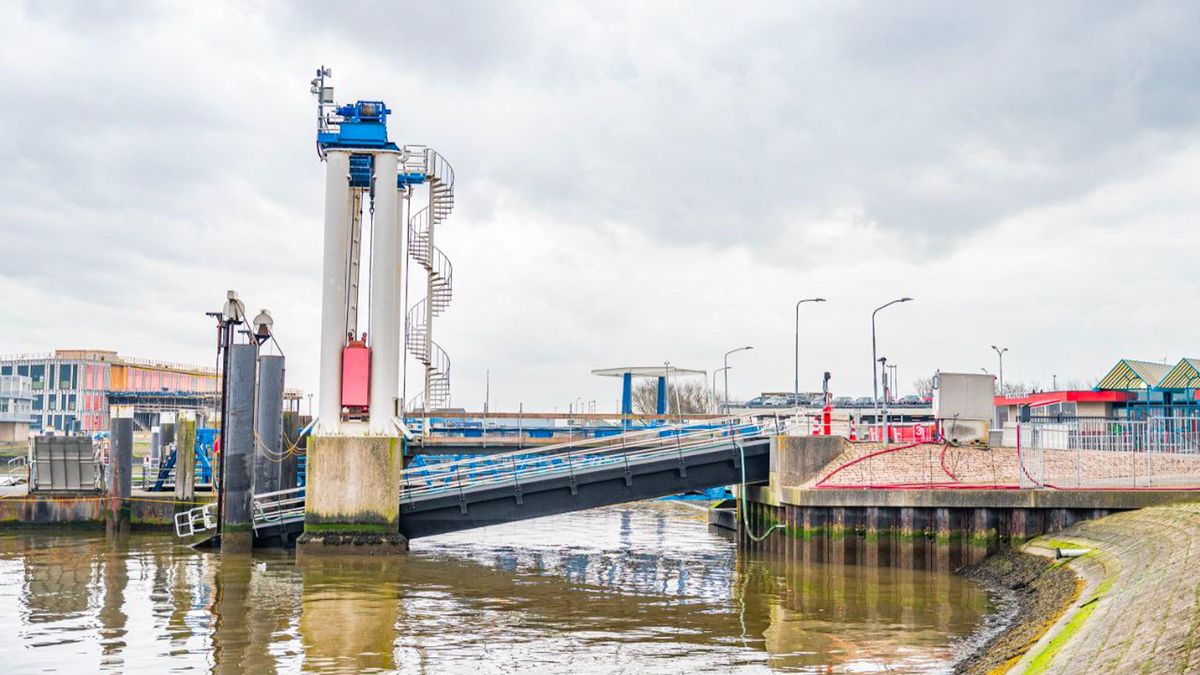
[{"x1": 954, "y1": 551, "x2": 1081, "y2": 674}]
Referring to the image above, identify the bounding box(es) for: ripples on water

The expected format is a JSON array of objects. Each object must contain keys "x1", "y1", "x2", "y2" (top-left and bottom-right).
[{"x1": 0, "y1": 502, "x2": 991, "y2": 673}]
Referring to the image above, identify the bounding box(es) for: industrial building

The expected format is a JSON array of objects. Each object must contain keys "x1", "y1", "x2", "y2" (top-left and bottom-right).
[{"x1": 0, "y1": 349, "x2": 219, "y2": 434}]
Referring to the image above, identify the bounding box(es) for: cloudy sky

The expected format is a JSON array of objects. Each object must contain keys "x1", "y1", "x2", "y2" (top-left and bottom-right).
[{"x1": 2, "y1": 1, "x2": 1198, "y2": 411}]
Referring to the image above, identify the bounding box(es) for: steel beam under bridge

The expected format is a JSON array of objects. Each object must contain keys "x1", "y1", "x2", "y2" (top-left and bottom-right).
[{"x1": 396, "y1": 437, "x2": 770, "y2": 539}]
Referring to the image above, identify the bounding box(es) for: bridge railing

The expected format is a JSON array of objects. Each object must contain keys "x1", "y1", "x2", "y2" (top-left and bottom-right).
[
  {"x1": 400, "y1": 415, "x2": 767, "y2": 504},
  {"x1": 251, "y1": 486, "x2": 307, "y2": 531},
  {"x1": 238, "y1": 416, "x2": 771, "y2": 534}
]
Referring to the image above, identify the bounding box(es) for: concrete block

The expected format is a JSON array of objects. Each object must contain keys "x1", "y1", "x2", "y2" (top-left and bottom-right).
[
  {"x1": 304, "y1": 435, "x2": 404, "y2": 530},
  {"x1": 771, "y1": 435, "x2": 848, "y2": 488}
]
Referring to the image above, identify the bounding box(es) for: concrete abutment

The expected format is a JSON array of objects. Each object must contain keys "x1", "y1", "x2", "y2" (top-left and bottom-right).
[{"x1": 298, "y1": 434, "x2": 408, "y2": 556}]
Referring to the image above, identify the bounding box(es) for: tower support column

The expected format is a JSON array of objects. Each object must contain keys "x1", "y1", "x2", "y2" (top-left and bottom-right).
[
  {"x1": 368, "y1": 151, "x2": 401, "y2": 433},
  {"x1": 317, "y1": 150, "x2": 352, "y2": 434}
]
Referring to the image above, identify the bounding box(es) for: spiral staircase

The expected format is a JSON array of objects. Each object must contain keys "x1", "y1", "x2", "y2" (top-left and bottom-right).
[{"x1": 403, "y1": 147, "x2": 455, "y2": 411}]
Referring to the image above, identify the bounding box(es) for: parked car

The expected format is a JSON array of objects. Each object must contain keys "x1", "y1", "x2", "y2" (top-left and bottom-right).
[
  {"x1": 762, "y1": 396, "x2": 787, "y2": 407},
  {"x1": 853, "y1": 396, "x2": 875, "y2": 407},
  {"x1": 781, "y1": 393, "x2": 812, "y2": 407},
  {"x1": 897, "y1": 394, "x2": 922, "y2": 406},
  {"x1": 832, "y1": 396, "x2": 855, "y2": 407},
  {"x1": 743, "y1": 396, "x2": 766, "y2": 408}
]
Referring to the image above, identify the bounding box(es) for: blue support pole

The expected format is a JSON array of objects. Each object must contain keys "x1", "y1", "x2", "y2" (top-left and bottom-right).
[
  {"x1": 656, "y1": 376, "x2": 667, "y2": 416},
  {"x1": 621, "y1": 372, "x2": 633, "y2": 430}
]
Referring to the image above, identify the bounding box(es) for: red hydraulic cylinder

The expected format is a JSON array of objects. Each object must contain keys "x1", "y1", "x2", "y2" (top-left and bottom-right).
[{"x1": 341, "y1": 341, "x2": 371, "y2": 409}]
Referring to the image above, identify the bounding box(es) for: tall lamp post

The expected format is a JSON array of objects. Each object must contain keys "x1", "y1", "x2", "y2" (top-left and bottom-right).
[
  {"x1": 877, "y1": 356, "x2": 888, "y2": 402},
  {"x1": 723, "y1": 346, "x2": 754, "y2": 413},
  {"x1": 991, "y1": 345, "x2": 1008, "y2": 394},
  {"x1": 872, "y1": 297, "x2": 912, "y2": 409},
  {"x1": 713, "y1": 366, "x2": 730, "y2": 414},
  {"x1": 794, "y1": 297, "x2": 826, "y2": 401}
]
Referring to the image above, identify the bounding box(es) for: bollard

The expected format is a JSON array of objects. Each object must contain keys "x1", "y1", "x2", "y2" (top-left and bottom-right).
[
  {"x1": 175, "y1": 412, "x2": 196, "y2": 503},
  {"x1": 221, "y1": 343, "x2": 258, "y2": 552},
  {"x1": 160, "y1": 415, "x2": 176, "y2": 463},
  {"x1": 281, "y1": 410, "x2": 301, "y2": 491},
  {"x1": 254, "y1": 355, "x2": 286, "y2": 497},
  {"x1": 107, "y1": 410, "x2": 133, "y2": 534},
  {"x1": 149, "y1": 427, "x2": 161, "y2": 466}
]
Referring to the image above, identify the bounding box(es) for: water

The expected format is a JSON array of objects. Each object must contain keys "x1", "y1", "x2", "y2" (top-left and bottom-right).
[{"x1": 0, "y1": 502, "x2": 991, "y2": 673}]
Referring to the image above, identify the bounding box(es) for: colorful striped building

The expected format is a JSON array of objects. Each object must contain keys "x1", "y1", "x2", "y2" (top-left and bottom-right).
[{"x1": 0, "y1": 349, "x2": 218, "y2": 434}]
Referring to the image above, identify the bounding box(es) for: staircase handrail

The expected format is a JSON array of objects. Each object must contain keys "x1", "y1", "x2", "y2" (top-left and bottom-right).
[{"x1": 432, "y1": 246, "x2": 453, "y2": 282}]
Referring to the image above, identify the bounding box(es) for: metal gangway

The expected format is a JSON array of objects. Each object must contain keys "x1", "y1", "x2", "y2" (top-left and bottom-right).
[{"x1": 247, "y1": 415, "x2": 773, "y2": 541}]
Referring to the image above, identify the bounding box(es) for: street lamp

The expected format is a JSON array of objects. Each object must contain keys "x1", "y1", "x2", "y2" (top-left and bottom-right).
[
  {"x1": 723, "y1": 346, "x2": 754, "y2": 413},
  {"x1": 872, "y1": 298, "x2": 912, "y2": 408},
  {"x1": 877, "y1": 356, "x2": 888, "y2": 403},
  {"x1": 991, "y1": 345, "x2": 1008, "y2": 394},
  {"x1": 713, "y1": 366, "x2": 730, "y2": 414},
  {"x1": 794, "y1": 297, "x2": 827, "y2": 401},
  {"x1": 664, "y1": 361, "x2": 683, "y2": 418}
]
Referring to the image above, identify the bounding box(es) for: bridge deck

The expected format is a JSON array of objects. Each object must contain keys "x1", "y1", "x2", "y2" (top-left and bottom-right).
[{"x1": 248, "y1": 418, "x2": 773, "y2": 544}]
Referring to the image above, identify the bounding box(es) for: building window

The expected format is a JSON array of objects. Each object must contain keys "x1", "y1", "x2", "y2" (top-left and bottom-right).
[
  {"x1": 67, "y1": 394, "x2": 76, "y2": 411},
  {"x1": 0, "y1": 365, "x2": 10, "y2": 376},
  {"x1": 32, "y1": 395, "x2": 43, "y2": 411}
]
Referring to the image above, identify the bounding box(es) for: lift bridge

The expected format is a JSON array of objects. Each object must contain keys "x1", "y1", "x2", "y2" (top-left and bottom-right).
[
  {"x1": 176, "y1": 417, "x2": 771, "y2": 544},
  {"x1": 175, "y1": 70, "x2": 772, "y2": 550}
]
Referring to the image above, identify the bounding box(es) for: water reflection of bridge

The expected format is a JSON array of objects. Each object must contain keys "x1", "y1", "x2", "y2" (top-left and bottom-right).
[{"x1": 0, "y1": 507, "x2": 987, "y2": 672}]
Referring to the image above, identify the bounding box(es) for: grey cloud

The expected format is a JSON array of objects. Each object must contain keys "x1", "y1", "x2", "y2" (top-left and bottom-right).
[{"x1": 2, "y1": 1, "x2": 1199, "y2": 404}]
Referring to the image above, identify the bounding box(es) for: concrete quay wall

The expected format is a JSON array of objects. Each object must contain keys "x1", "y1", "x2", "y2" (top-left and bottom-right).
[
  {"x1": 753, "y1": 435, "x2": 1199, "y2": 544},
  {"x1": 0, "y1": 491, "x2": 214, "y2": 530}
]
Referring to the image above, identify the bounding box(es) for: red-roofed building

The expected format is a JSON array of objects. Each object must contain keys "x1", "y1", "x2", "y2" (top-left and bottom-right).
[{"x1": 993, "y1": 389, "x2": 1133, "y2": 427}]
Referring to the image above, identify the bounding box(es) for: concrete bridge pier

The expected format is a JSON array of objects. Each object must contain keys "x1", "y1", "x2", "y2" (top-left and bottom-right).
[{"x1": 297, "y1": 433, "x2": 408, "y2": 556}]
